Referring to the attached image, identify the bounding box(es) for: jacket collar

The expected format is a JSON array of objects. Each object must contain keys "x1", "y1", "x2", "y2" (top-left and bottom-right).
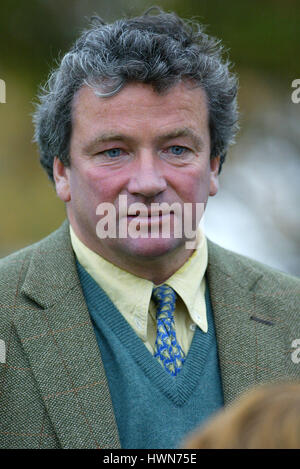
[{"x1": 20, "y1": 220, "x2": 78, "y2": 308}]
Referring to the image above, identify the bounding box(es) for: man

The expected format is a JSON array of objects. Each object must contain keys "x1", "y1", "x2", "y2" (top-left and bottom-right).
[{"x1": 0, "y1": 9, "x2": 299, "y2": 449}]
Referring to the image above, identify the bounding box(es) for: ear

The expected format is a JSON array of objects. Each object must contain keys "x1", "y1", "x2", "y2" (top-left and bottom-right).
[
  {"x1": 209, "y1": 156, "x2": 220, "y2": 197},
  {"x1": 53, "y1": 157, "x2": 71, "y2": 202}
]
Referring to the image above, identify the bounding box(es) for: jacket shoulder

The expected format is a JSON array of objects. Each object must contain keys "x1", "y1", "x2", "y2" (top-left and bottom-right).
[
  {"x1": 0, "y1": 221, "x2": 70, "y2": 302},
  {"x1": 207, "y1": 239, "x2": 300, "y2": 293}
]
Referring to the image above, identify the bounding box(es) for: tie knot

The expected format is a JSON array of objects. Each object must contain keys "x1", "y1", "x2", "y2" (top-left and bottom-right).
[{"x1": 152, "y1": 285, "x2": 177, "y2": 318}]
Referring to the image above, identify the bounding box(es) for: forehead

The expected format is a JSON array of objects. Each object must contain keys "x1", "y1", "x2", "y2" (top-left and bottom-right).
[{"x1": 71, "y1": 81, "x2": 209, "y2": 135}]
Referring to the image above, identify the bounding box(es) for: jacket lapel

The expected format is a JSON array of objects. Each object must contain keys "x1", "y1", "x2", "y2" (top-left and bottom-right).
[
  {"x1": 13, "y1": 221, "x2": 120, "y2": 448},
  {"x1": 206, "y1": 240, "x2": 295, "y2": 405}
]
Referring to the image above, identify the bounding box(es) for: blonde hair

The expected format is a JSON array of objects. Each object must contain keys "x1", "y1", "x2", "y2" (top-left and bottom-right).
[{"x1": 183, "y1": 382, "x2": 300, "y2": 449}]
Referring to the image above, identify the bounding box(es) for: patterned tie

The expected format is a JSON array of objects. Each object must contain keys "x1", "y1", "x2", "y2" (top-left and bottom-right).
[{"x1": 152, "y1": 284, "x2": 186, "y2": 376}]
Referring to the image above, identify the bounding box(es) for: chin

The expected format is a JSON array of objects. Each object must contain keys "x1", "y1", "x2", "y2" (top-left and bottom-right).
[{"x1": 116, "y1": 236, "x2": 185, "y2": 259}]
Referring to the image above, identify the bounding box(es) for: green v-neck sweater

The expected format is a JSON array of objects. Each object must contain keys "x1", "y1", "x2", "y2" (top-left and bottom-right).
[{"x1": 77, "y1": 262, "x2": 224, "y2": 449}]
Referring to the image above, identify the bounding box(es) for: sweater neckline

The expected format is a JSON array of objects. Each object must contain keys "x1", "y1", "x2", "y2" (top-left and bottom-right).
[{"x1": 77, "y1": 262, "x2": 215, "y2": 407}]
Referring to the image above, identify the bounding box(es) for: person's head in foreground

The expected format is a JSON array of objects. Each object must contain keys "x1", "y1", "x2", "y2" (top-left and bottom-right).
[{"x1": 183, "y1": 382, "x2": 300, "y2": 449}]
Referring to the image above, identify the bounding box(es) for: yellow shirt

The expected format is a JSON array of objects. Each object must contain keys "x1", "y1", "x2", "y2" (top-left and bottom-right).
[{"x1": 70, "y1": 226, "x2": 208, "y2": 355}]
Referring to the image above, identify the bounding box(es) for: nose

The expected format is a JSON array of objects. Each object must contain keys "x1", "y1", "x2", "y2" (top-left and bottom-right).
[{"x1": 127, "y1": 151, "x2": 167, "y2": 198}]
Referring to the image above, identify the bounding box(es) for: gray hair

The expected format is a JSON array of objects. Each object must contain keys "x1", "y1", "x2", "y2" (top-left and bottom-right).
[{"x1": 33, "y1": 8, "x2": 239, "y2": 181}]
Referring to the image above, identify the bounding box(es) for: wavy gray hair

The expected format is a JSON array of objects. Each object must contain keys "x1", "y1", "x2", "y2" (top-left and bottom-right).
[{"x1": 33, "y1": 8, "x2": 239, "y2": 181}]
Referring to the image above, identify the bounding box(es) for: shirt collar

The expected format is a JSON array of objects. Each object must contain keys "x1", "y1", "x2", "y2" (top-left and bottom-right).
[{"x1": 165, "y1": 231, "x2": 208, "y2": 332}]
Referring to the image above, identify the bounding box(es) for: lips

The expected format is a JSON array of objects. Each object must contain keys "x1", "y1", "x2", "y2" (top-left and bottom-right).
[
  {"x1": 127, "y1": 210, "x2": 174, "y2": 218},
  {"x1": 125, "y1": 212, "x2": 175, "y2": 230}
]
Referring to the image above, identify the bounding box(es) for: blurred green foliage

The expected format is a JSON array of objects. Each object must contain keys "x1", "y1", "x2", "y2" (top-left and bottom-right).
[
  {"x1": 0, "y1": 0, "x2": 299, "y2": 84},
  {"x1": 169, "y1": 0, "x2": 300, "y2": 79}
]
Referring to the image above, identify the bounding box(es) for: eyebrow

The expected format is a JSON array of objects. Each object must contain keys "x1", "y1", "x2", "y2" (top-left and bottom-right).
[
  {"x1": 156, "y1": 128, "x2": 205, "y2": 151},
  {"x1": 83, "y1": 133, "x2": 128, "y2": 154},
  {"x1": 83, "y1": 127, "x2": 205, "y2": 154}
]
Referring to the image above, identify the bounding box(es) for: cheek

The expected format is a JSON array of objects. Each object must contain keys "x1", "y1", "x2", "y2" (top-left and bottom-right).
[
  {"x1": 77, "y1": 167, "x2": 127, "y2": 204},
  {"x1": 170, "y1": 165, "x2": 211, "y2": 202}
]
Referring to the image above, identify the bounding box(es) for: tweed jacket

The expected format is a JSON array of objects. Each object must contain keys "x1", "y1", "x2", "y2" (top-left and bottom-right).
[{"x1": 0, "y1": 220, "x2": 299, "y2": 449}]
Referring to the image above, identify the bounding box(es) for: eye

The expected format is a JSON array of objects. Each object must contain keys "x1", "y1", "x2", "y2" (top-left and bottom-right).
[
  {"x1": 168, "y1": 145, "x2": 188, "y2": 156},
  {"x1": 104, "y1": 148, "x2": 122, "y2": 158}
]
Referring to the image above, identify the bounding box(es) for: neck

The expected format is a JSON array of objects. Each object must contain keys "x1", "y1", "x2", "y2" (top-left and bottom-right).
[
  {"x1": 70, "y1": 223, "x2": 195, "y2": 284},
  {"x1": 110, "y1": 247, "x2": 195, "y2": 285},
  {"x1": 93, "y1": 242, "x2": 194, "y2": 284}
]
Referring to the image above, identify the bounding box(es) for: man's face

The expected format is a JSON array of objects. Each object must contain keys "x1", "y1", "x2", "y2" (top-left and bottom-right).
[{"x1": 54, "y1": 81, "x2": 220, "y2": 270}]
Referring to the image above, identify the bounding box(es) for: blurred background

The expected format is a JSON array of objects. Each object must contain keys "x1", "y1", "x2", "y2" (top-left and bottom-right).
[{"x1": 0, "y1": 0, "x2": 299, "y2": 275}]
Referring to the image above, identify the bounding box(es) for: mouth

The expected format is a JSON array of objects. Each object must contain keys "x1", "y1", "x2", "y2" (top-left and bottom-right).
[{"x1": 126, "y1": 210, "x2": 174, "y2": 222}]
